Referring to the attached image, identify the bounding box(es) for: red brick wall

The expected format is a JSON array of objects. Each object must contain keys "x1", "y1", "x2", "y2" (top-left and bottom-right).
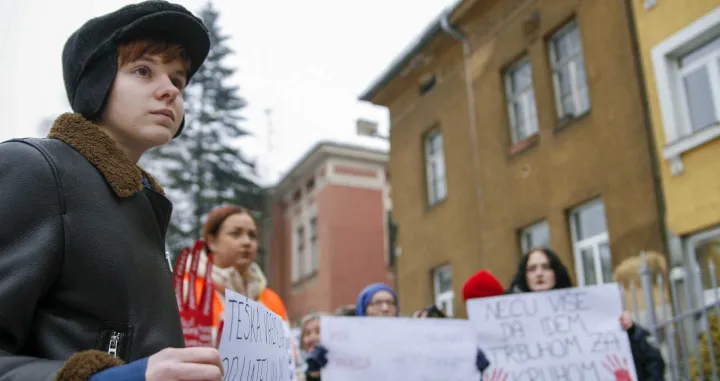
[
  {"x1": 269, "y1": 182, "x2": 394, "y2": 324},
  {"x1": 318, "y1": 184, "x2": 394, "y2": 312},
  {"x1": 266, "y1": 201, "x2": 290, "y2": 301}
]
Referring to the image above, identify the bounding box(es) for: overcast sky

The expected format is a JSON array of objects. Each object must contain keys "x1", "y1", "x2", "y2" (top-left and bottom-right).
[{"x1": 0, "y1": 0, "x2": 455, "y2": 185}]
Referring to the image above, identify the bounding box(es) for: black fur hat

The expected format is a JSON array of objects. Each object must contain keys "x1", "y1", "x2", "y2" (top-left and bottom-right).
[{"x1": 62, "y1": 0, "x2": 210, "y2": 137}]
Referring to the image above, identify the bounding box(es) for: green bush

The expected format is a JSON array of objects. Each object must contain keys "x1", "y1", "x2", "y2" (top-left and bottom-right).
[{"x1": 689, "y1": 312, "x2": 720, "y2": 380}]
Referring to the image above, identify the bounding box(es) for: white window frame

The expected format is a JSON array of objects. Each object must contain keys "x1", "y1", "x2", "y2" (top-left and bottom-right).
[
  {"x1": 293, "y1": 225, "x2": 305, "y2": 282},
  {"x1": 520, "y1": 220, "x2": 550, "y2": 254},
  {"x1": 424, "y1": 129, "x2": 447, "y2": 206},
  {"x1": 309, "y1": 216, "x2": 318, "y2": 272},
  {"x1": 651, "y1": 7, "x2": 720, "y2": 175},
  {"x1": 549, "y1": 21, "x2": 591, "y2": 120},
  {"x1": 432, "y1": 264, "x2": 454, "y2": 317},
  {"x1": 569, "y1": 199, "x2": 612, "y2": 286},
  {"x1": 684, "y1": 225, "x2": 720, "y2": 307},
  {"x1": 677, "y1": 45, "x2": 720, "y2": 129},
  {"x1": 504, "y1": 58, "x2": 539, "y2": 144},
  {"x1": 292, "y1": 230, "x2": 300, "y2": 282}
]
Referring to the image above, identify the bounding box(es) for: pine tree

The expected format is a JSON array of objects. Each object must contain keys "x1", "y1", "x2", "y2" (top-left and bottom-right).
[{"x1": 143, "y1": 1, "x2": 263, "y2": 259}]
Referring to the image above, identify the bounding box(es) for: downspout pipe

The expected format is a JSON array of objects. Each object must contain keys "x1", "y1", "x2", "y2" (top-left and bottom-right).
[
  {"x1": 623, "y1": 0, "x2": 670, "y2": 259},
  {"x1": 440, "y1": 12, "x2": 487, "y2": 269}
]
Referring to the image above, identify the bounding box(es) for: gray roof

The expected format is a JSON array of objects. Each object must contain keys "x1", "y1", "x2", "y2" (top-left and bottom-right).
[{"x1": 358, "y1": 0, "x2": 463, "y2": 102}]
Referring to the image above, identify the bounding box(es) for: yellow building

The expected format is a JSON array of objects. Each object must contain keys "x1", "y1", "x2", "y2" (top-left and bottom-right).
[
  {"x1": 629, "y1": 1, "x2": 720, "y2": 304},
  {"x1": 360, "y1": 0, "x2": 667, "y2": 317}
]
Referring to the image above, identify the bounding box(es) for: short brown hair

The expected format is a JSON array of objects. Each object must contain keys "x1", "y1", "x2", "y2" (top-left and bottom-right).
[
  {"x1": 202, "y1": 205, "x2": 253, "y2": 246},
  {"x1": 118, "y1": 39, "x2": 191, "y2": 76}
]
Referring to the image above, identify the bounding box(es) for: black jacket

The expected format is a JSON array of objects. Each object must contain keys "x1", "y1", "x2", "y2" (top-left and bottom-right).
[
  {"x1": 628, "y1": 324, "x2": 665, "y2": 381},
  {"x1": 0, "y1": 113, "x2": 185, "y2": 381}
]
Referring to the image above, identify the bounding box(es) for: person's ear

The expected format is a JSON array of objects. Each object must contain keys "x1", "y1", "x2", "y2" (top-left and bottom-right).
[{"x1": 206, "y1": 235, "x2": 216, "y2": 252}]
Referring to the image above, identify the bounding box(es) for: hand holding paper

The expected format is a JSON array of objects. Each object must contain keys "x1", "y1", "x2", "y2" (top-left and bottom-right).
[
  {"x1": 306, "y1": 344, "x2": 329, "y2": 372},
  {"x1": 145, "y1": 347, "x2": 223, "y2": 381},
  {"x1": 466, "y1": 284, "x2": 639, "y2": 381},
  {"x1": 320, "y1": 316, "x2": 478, "y2": 381},
  {"x1": 476, "y1": 347, "x2": 490, "y2": 373}
]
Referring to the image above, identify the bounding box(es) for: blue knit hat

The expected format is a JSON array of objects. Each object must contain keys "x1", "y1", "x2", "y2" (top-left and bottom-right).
[{"x1": 355, "y1": 283, "x2": 397, "y2": 316}]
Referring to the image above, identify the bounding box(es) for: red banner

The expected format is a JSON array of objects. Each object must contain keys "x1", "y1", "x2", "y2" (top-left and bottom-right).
[{"x1": 173, "y1": 240, "x2": 215, "y2": 347}]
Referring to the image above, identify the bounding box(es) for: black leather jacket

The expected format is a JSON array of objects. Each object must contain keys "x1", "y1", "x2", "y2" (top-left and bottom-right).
[
  {"x1": 628, "y1": 325, "x2": 666, "y2": 381},
  {"x1": 0, "y1": 113, "x2": 184, "y2": 381}
]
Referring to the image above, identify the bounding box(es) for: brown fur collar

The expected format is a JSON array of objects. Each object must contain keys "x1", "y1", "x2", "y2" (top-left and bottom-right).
[
  {"x1": 55, "y1": 350, "x2": 124, "y2": 381},
  {"x1": 48, "y1": 113, "x2": 165, "y2": 198}
]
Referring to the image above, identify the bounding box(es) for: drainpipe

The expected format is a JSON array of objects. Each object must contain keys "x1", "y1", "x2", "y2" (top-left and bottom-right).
[
  {"x1": 440, "y1": 12, "x2": 487, "y2": 270},
  {"x1": 623, "y1": 0, "x2": 671, "y2": 259}
]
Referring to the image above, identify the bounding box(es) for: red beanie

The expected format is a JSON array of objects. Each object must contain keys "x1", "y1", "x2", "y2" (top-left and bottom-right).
[{"x1": 462, "y1": 270, "x2": 505, "y2": 302}]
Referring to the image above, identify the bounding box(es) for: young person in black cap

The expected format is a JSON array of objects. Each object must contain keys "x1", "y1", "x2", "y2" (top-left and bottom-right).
[{"x1": 0, "y1": 1, "x2": 224, "y2": 380}]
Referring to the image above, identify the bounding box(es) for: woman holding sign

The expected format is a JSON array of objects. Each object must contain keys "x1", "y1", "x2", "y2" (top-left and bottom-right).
[
  {"x1": 303, "y1": 283, "x2": 398, "y2": 381},
  {"x1": 507, "y1": 248, "x2": 666, "y2": 381},
  {"x1": 305, "y1": 281, "x2": 495, "y2": 380},
  {"x1": 193, "y1": 205, "x2": 301, "y2": 378}
]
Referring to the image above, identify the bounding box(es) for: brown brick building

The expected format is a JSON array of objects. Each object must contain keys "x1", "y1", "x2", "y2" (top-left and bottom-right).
[
  {"x1": 359, "y1": 0, "x2": 666, "y2": 317},
  {"x1": 264, "y1": 142, "x2": 394, "y2": 325}
]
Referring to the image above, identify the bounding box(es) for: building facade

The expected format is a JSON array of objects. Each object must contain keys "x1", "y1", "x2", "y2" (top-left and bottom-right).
[
  {"x1": 265, "y1": 142, "x2": 394, "y2": 324},
  {"x1": 629, "y1": 0, "x2": 720, "y2": 305},
  {"x1": 360, "y1": 0, "x2": 665, "y2": 317}
]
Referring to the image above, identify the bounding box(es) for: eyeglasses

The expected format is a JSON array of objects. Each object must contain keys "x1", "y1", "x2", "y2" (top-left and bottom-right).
[{"x1": 368, "y1": 299, "x2": 397, "y2": 308}]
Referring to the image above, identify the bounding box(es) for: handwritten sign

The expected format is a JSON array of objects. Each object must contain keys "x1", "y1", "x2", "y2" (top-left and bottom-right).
[
  {"x1": 281, "y1": 319, "x2": 298, "y2": 379},
  {"x1": 218, "y1": 289, "x2": 292, "y2": 381},
  {"x1": 466, "y1": 284, "x2": 639, "y2": 381},
  {"x1": 320, "y1": 316, "x2": 478, "y2": 381}
]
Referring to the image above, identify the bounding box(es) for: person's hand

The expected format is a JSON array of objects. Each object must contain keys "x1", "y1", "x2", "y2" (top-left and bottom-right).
[
  {"x1": 306, "y1": 344, "x2": 329, "y2": 372},
  {"x1": 476, "y1": 347, "x2": 490, "y2": 373},
  {"x1": 619, "y1": 311, "x2": 634, "y2": 331},
  {"x1": 146, "y1": 347, "x2": 223, "y2": 381},
  {"x1": 412, "y1": 309, "x2": 429, "y2": 318}
]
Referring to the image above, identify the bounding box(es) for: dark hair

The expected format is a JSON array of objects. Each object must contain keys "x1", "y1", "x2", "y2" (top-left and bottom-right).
[
  {"x1": 334, "y1": 304, "x2": 357, "y2": 317},
  {"x1": 509, "y1": 247, "x2": 574, "y2": 293},
  {"x1": 202, "y1": 205, "x2": 253, "y2": 250},
  {"x1": 421, "y1": 305, "x2": 447, "y2": 318},
  {"x1": 118, "y1": 39, "x2": 191, "y2": 79}
]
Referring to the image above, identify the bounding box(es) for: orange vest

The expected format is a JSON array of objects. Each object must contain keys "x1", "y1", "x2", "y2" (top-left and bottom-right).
[
  {"x1": 190, "y1": 276, "x2": 289, "y2": 328},
  {"x1": 188, "y1": 276, "x2": 299, "y2": 375}
]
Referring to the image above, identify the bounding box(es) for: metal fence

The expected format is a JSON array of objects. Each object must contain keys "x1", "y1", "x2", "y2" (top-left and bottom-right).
[{"x1": 620, "y1": 251, "x2": 720, "y2": 381}]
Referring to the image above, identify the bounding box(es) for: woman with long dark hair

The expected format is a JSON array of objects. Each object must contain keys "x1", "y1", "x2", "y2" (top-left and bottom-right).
[
  {"x1": 507, "y1": 248, "x2": 665, "y2": 380},
  {"x1": 506, "y1": 247, "x2": 573, "y2": 294}
]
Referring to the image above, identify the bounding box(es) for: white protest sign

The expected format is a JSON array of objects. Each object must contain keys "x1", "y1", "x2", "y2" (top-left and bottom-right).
[
  {"x1": 467, "y1": 284, "x2": 638, "y2": 381},
  {"x1": 320, "y1": 316, "x2": 478, "y2": 381},
  {"x1": 281, "y1": 320, "x2": 298, "y2": 379},
  {"x1": 218, "y1": 289, "x2": 292, "y2": 381}
]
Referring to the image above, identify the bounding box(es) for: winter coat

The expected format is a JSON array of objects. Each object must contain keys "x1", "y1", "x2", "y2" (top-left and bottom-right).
[
  {"x1": 628, "y1": 324, "x2": 666, "y2": 381},
  {"x1": 0, "y1": 113, "x2": 184, "y2": 380}
]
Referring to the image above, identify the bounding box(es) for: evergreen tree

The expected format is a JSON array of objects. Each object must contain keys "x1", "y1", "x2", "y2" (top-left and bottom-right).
[{"x1": 143, "y1": 1, "x2": 263, "y2": 259}]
